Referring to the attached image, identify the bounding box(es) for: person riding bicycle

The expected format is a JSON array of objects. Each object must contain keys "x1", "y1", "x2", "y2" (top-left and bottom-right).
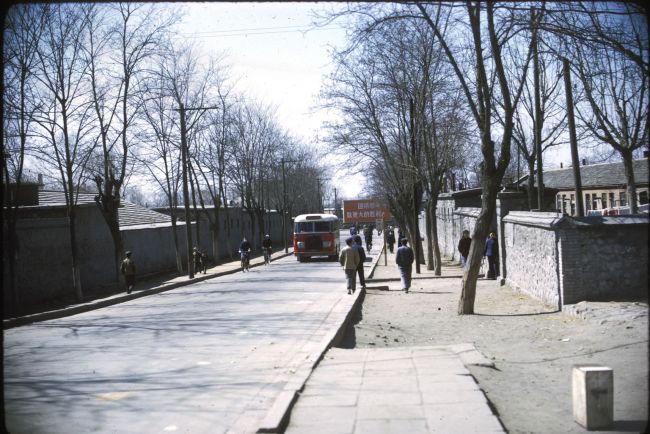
[
  {"x1": 239, "y1": 237, "x2": 252, "y2": 270},
  {"x1": 262, "y1": 234, "x2": 273, "y2": 263}
]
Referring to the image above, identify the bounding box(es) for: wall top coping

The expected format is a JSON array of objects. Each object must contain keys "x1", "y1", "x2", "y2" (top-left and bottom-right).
[
  {"x1": 503, "y1": 211, "x2": 564, "y2": 228},
  {"x1": 120, "y1": 221, "x2": 188, "y2": 231},
  {"x1": 439, "y1": 188, "x2": 482, "y2": 199},
  {"x1": 455, "y1": 207, "x2": 482, "y2": 217},
  {"x1": 504, "y1": 211, "x2": 649, "y2": 228},
  {"x1": 554, "y1": 214, "x2": 649, "y2": 229}
]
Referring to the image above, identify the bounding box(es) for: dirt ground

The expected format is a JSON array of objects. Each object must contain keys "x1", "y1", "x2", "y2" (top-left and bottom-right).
[{"x1": 343, "y1": 259, "x2": 649, "y2": 434}]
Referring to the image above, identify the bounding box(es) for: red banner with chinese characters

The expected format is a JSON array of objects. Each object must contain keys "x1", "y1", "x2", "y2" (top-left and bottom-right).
[{"x1": 343, "y1": 199, "x2": 392, "y2": 223}]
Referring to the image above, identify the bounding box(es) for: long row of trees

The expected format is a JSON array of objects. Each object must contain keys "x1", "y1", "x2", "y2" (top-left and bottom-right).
[
  {"x1": 2, "y1": 3, "x2": 328, "y2": 312},
  {"x1": 319, "y1": 2, "x2": 648, "y2": 314}
]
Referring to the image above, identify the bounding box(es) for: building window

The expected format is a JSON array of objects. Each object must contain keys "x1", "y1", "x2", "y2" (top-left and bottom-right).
[
  {"x1": 640, "y1": 191, "x2": 649, "y2": 205},
  {"x1": 609, "y1": 192, "x2": 615, "y2": 207},
  {"x1": 602, "y1": 193, "x2": 608, "y2": 209},
  {"x1": 570, "y1": 194, "x2": 575, "y2": 215},
  {"x1": 620, "y1": 191, "x2": 627, "y2": 207},
  {"x1": 592, "y1": 195, "x2": 598, "y2": 210},
  {"x1": 585, "y1": 193, "x2": 591, "y2": 211},
  {"x1": 562, "y1": 194, "x2": 567, "y2": 214}
]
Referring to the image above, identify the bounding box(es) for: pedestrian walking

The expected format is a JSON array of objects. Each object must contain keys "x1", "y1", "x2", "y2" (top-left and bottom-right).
[
  {"x1": 262, "y1": 234, "x2": 273, "y2": 265},
  {"x1": 120, "y1": 251, "x2": 136, "y2": 294},
  {"x1": 363, "y1": 225, "x2": 373, "y2": 252},
  {"x1": 386, "y1": 227, "x2": 396, "y2": 253},
  {"x1": 339, "y1": 237, "x2": 360, "y2": 295},
  {"x1": 193, "y1": 247, "x2": 204, "y2": 275},
  {"x1": 484, "y1": 232, "x2": 499, "y2": 279},
  {"x1": 457, "y1": 229, "x2": 471, "y2": 270},
  {"x1": 353, "y1": 235, "x2": 366, "y2": 289},
  {"x1": 200, "y1": 249, "x2": 208, "y2": 273},
  {"x1": 395, "y1": 238, "x2": 414, "y2": 293}
]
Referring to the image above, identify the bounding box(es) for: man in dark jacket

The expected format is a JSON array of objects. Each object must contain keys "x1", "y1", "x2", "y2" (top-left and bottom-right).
[
  {"x1": 120, "y1": 251, "x2": 136, "y2": 294},
  {"x1": 353, "y1": 235, "x2": 367, "y2": 289},
  {"x1": 387, "y1": 228, "x2": 396, "y2": 253},
  {"x1": 395, "y1": 238, "x2": 415, "y2": 293},
  {"x1": 484, "y1": 232, "x2": 499, "y2": 279},
  {"x1": 457, "y1": 230, "x2": 471, "y2": 270}
]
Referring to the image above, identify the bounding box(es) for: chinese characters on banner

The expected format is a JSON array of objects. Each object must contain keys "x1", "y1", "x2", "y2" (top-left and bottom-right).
[{"x1": 343, "y1": 199, "x2": 392, "y2": 223}]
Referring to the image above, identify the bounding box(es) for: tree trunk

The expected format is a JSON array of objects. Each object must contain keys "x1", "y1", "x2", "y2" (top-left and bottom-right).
[
  {"x1": 6, "y1": 219, "x2": 20, "y2": 315},
  {"x1": 458, "y1": 177, "x2": 499, "y2": 315},
  {"x1": 620, "y1": 149, "x2": 638, "y2": 213},
  {"x1": 425, "y1": 201, "x2": 434, "y2": 271},
  {"x1": 68, "y1": 211, "x2": 83, "y2": 302},
  {"x1": 430, "y1": 205, "x2": 442, "y2": 276},
  {"x1": 527, "y1": 159, "x2": 536, "y2": 210},
  {"x1": 170, "y1": 216, "x2": 184, "y2": 274}
]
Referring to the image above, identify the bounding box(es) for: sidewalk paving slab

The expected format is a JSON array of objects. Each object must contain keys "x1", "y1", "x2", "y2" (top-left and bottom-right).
[{"x1": 285, "y1": 346, "x2": 505, "y2": 434}]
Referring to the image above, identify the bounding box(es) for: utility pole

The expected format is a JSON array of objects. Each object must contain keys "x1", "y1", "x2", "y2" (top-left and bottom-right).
[
  {"x1": 178, "y1": 103, "x2": 194, "y2": 279},
  {"x1": 563, "y1": 58, "x2": 584, "y2": 217},
  {"x1": 333, "y1": 188, "x2": 338, "y2": 217},
  {"x1": 316, "y1": 178, "x2": 323, "y2": 213},
  {"x1": 532, "y1": 8, "x2": 544, "y2": 210},
  {"x1": 281, "y1": 158, "x2": 297, "y2": 253},
  {"x1": 174, "y1": 104, "x2": 220, "y2": 278}
]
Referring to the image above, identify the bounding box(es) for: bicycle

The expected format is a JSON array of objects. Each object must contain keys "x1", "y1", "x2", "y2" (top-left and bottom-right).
[
  {"x1": 239, "y1": 249, "x2": 250, "y2": 272},
  {"x1": 262, "y1": 247, "x2": 272, "y2": 265}
]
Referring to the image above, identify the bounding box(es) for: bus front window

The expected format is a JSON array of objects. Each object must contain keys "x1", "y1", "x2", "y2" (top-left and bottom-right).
[
  {"x1": 314, "y1": 222, "x2": 331, "y2": 232},
  {"x1": 295, "y1": 222, "x2": 313, "y2": 233}
]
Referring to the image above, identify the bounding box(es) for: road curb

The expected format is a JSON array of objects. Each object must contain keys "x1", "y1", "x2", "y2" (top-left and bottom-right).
[{"x1": 3, "y1": 252, "x2": 294, "y2": 329}]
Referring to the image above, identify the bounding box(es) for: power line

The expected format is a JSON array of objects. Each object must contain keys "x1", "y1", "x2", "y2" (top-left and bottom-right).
[{"x1": 181, "y1": 25, "x2": 343, "y2": 39}]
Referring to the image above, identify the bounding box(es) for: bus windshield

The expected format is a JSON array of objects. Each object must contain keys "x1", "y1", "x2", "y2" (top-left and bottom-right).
[{"x1": 294, "y1": 221, "x2": 333, "y2": 233}]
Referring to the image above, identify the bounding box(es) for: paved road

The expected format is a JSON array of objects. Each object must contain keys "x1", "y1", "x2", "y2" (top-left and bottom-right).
[{"x1": 4, "y1": 250, "x2": 357, "y2": 434}]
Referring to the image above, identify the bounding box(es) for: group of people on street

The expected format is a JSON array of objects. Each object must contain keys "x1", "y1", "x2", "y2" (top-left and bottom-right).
[
  {"x1": 457, "y1": 230, "x2": 499, "y2": 279},
  {"x1": 339, "y1": 225, "x2": 501, "y2": 295},
  {"x1": 239, "y1": 235, "x2": 273, "y2": 270},
  {"x1": 339, "y1": 226, "x2": 415, "y2": 294}
]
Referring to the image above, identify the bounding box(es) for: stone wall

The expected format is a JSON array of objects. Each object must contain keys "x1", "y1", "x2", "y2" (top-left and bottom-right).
[
  {"x1": 555, "y1": 216, "x2": 648, "y2": 304},
  {"x1": 431, "y1": 192, "x2": 649, "y2": 308},
  {"x1": 500, "y1": 212, "x2": 648, "y2": 307},
  {"x1": 501, "y1": 212, "x2": 564, "y2": 307}
]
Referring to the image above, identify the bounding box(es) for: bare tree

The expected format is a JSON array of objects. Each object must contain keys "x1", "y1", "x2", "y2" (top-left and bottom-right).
[
  {"x1": 415, "y1": 2, "x2": 532, "y2": 314},
  {"x1": 137, "y1": 66, "x2": 184, "y2": 274},
  {"x1": 557, "y1": 3, "x2": 648, "y2": 213},
  {"x1": 32, "y1": 3, "x2": 97, "y2": 302},
  {"x1": 85, "y1": 3, "x2": 178, "y2": 285},
  {"x1": 2, "y1": 3, "x2": 49, "y2": 313},
  {"x1": 227, "y1": 99, "x2": 281, "y2": 248}
]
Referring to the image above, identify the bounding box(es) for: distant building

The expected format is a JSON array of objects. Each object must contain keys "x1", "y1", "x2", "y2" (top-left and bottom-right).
[{"x1": 516, "y1": 158, "x2": 649, "y2": 215}]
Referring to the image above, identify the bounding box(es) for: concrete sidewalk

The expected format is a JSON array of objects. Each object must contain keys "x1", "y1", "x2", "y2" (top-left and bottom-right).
[
  {"x1": 3, "y1": 249, "x2": 295, "y2": 329},
  {"x1": 284, "y1": 251, "x2": 506, "y2": 433},
  {"x1": 285, "y1": 345, "x2": 504, "y2": 434}
]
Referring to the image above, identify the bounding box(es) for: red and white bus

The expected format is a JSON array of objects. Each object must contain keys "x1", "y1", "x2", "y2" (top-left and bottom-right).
[{"x1": 293, "y1": 214, "x2": 341, "y2": 262}]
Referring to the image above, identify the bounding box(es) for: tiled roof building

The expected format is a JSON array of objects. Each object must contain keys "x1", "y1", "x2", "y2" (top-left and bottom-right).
[{"x1": 516, "y1": 158, "x2": 649, "y2": 215}]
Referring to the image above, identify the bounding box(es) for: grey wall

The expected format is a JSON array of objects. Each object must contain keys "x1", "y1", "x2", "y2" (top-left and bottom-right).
[
  {"x1": 3, "y1": 205, "x2": 286, "y2": 311},
  {"x1": 431, "y1": 194, "x2": 649, "y2": 308}
]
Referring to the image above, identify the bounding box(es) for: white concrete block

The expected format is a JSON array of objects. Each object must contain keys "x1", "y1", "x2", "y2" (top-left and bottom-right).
[{"x1": 572, "y1": 365, "x2": 613, "y2": 430}]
